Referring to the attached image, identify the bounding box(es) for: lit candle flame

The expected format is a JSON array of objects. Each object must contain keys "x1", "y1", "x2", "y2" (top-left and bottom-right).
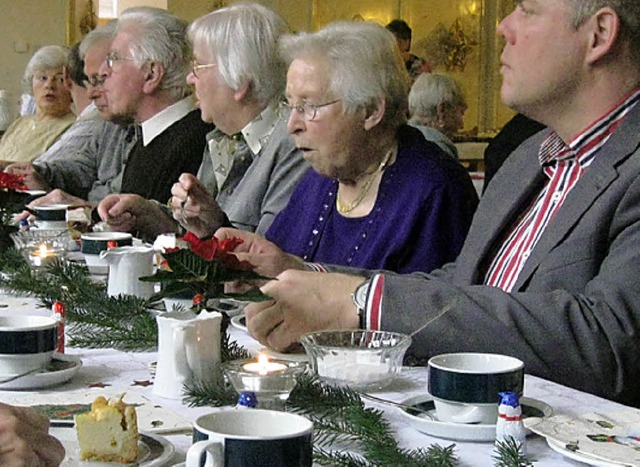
[
  {"x1": 38, "y1": 244, "x2": 49, "y2": 257},
  {"x1": 243, "y1": 353, "x2": 288, "y2": 376}
]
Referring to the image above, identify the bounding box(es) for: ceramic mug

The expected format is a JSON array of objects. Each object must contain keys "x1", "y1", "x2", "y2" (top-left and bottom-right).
[
  {"x1": 186, "y1": 409, "x2": 313, "y2": 467},
  {"x1": 0, "y1": 315, "x2": 57, "y2": 377},
  {"x1": 428, "y1": 353, "x2": 524, "y2": 424},
  {"x1": 32, "y1": 204, "x2": 69, "y2": 231}
]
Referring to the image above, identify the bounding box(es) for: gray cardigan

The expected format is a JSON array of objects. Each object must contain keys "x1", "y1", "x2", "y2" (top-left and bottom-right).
[{"x1": 198, "y1": 119, "x2": 308, "y2": 235}]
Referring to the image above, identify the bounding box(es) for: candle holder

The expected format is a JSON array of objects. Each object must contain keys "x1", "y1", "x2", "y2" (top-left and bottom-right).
[
  {"x1": 222, "y1": 356, "x2": 306, "y2": 411},
  {"x1": 24, "y1": 243, "x2": 65, "y2": 270}
]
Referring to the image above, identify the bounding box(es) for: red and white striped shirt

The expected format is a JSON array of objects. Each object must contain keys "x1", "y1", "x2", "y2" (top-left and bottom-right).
[{"x1": 484, "y1": 89, "x2": 640, "y2": 291}]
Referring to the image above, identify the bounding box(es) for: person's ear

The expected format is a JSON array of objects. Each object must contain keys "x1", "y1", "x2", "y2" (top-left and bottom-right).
[
  {"x1": 142, "y1": 62, "x2": 165, "y2": 94},
  {"x1": 585, "y1": 7, "x2": 619, "y2": 65},
  {"x1": 364, "y1": 98, "x2": 385, "y2": 130},
  {"x1": 233, "y1": 80, "x2": 251, "y2": 102}
]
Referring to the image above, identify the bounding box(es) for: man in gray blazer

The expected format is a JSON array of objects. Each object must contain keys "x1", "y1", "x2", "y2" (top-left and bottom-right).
[{"x1": 217, "y1": 0, "x2": 640, "y2": 407}]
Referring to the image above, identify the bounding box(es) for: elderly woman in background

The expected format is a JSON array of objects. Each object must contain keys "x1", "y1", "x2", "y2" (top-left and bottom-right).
[
  {"x1": 0, "y1": 45, "x2": 75, "y2": 167},
  {"x1": 220, "y1": 21, "x2": 478, "y2": 275},
  {"x1": 408, "y1": 72, "x2": 467, "y2": 160}
]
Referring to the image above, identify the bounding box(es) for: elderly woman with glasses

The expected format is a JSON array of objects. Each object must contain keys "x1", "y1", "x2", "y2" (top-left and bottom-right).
[
  {"x1": 219, "y1": 20, "x2": 478, "y2": 275},
  {"x1": 0, "y1": 45, "x2": 75, "y2": 166}
]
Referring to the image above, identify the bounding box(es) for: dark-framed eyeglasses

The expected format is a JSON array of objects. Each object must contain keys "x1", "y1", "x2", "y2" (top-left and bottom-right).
[
  {"x1": 105, "y1": 51, "x2": 135, "y2": 70},
  {"x1": 277, "y1": 98, "x2": 341, "y2": 122},
  {"x1": 191, "y1": 59, "x2": 217, "y2": 78},
  {"x1": 82, "y1": 74, "x2": 106, "y2": 88}
]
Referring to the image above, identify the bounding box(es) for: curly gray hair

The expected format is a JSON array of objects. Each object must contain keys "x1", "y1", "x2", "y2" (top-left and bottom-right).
[{"x1": 22, "y1": 45, "x2": 69, "y2": 94}]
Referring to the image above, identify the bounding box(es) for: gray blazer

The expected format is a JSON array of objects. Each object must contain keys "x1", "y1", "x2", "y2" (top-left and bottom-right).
[{"x1": 380, "y1": 103, "x2": 640, "y2": 406}]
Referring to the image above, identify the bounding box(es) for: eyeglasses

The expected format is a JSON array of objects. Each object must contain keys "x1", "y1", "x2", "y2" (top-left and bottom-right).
[
  {"x1": 105, "y1": 51, "x2": 135, "y2": 70},
  {"x1": 278, "y1": 99, "x2": 341, "y2": 121},
  {"x1": 191, "y1": 60, "x2": 216, "y2": 78},
  {"x1": 82, "y1": 74, "x2": 106, "y2": 88}
]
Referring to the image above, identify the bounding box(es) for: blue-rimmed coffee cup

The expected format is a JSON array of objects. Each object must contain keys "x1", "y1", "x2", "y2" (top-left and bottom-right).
[
  {"x1": 428, "y1": 353, "x2": 524, "y2": 424},
  {"x1": 32, "y1": 204, "x2": 69, "y2": 230},
  {"x1": 80, "y1": 232, "x2": 132, "y2": 273},
  {"x1": 186, "y1": 409, "x2": 313, "y2": 467},
  {"x1": 0, "y1": 315, "x2": 57, "y2": 378}
]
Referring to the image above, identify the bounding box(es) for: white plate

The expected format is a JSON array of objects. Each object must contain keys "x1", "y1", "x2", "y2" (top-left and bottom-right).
[
  {"x1": 0, "y1": 353, "x2": 81, "y2": 390},
  {"x1": 230, "y1": 314, "x2": 247, "y2": 332},
  {"x1": 397, "y1": 394, "x2": 552, "y2": 442},
  {"x1": 53, "y1": 428, "x2": 174, "y2": 466},
  {"x1": 547, "y1": 439, "x2": 627, "y2": 467}
]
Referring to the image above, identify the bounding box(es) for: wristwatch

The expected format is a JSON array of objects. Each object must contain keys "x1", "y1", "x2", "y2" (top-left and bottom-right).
[{"x1": 352, "y1": 278, "x2": 372, "y2": 329}]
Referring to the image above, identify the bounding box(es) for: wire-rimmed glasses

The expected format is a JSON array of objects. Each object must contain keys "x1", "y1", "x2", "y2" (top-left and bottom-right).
[
  {"x1": 277, "y1": 98, "x2": 340, "y2": 121},
  {"x1": 82, "y1": 74, "x2": 106, "y2": 88},
  {"x1": 191, "y1": 60, "x2": 217, "y2": 78},
  {"x1": 105, "y1": 51, "x2": 135, "y2": 70}
]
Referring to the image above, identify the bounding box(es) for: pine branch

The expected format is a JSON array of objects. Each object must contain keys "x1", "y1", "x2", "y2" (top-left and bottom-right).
[{"x1": 492, "y1": 438, "x2": 535, "y2": 467}]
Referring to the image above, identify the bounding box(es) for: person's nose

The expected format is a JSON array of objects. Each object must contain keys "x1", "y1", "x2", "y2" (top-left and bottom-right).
[
  {"x1": 287, "y1": 110, "x2": 305, "y2": 134},
  {"x1": 497, "y1": 11, "x2": 515, "y2": 44}
]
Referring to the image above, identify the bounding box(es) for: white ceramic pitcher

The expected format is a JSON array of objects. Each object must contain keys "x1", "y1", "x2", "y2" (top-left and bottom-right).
[
  {"x1": 100, "y1": 246, "x2": 155, "y2": 299},
  {"x1": 153, "y1": 310, "x2": 222, "y2": 400}
]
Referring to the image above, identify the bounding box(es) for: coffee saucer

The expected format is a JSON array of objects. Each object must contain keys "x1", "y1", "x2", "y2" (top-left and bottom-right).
[
  {"x1": 0, "y1": 353, "x2": 81, "y2": 390},
  {"x1": 397, "y1": 394, "x2": 552, "y2": 442}
]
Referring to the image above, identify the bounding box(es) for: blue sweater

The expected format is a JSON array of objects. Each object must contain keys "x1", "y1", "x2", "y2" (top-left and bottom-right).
[{"x1": 266, "y1": 125, "x2": 478, "y2": 273}]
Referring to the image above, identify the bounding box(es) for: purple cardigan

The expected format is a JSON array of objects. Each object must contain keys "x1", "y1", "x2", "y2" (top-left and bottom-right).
[{"x1": 265, "y1": 125, "x2": 478, "y2": 273}]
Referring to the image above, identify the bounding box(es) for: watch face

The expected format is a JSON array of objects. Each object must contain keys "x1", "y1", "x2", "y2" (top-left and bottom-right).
[{"x1": 355, "y1": 280, "x2": 369, "y2": 309}]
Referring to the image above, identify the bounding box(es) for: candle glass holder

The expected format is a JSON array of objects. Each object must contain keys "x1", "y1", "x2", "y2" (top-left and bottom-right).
[{"x1": 222, "y1": 358, "x2": 306, "y2": 411}]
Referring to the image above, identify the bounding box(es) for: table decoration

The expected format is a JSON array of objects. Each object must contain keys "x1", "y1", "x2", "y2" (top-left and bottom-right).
[
  {"x1": 223, "y1": 354, "x2": 305, "y2": 410},
  {"x1": 140, "y1": 232, "x2": 270, "y2": 303}
]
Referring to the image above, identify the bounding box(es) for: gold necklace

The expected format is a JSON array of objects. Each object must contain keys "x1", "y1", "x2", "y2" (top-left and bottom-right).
[{"x1": 336, "y1": 148, "x2": 394, "y2": 214}]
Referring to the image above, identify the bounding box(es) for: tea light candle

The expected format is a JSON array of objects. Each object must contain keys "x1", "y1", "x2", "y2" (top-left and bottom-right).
[
  {"x1": 242, "y1": 353, "x2": 288, "y2": 375},
  {"x1": 29, "y1": 244, "x2": 59, "y2": 268},
  {"x1": 224, "y1": 355, "x2": 306, "y2": 411}
]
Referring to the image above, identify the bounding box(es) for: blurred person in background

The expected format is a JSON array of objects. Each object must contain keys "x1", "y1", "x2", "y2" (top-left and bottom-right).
[
  {"x1": 408, "y1": 72, "x2": 467, "y2": 159},
  {"x1": 0, "y1": 45, "x2": 75, "y2": 167}
]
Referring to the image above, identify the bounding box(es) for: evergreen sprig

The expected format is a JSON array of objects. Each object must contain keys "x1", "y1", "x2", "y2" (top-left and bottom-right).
[{"x1": 492, "y1": 438, "x2": 535, "y2": 467}]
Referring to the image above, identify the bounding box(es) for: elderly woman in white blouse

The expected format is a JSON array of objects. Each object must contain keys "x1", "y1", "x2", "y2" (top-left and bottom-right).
[{"x1": 0, "y1": 45, "x2": 75, "y2": 167}]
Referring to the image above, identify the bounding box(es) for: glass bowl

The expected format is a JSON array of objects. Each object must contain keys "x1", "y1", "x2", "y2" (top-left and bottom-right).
[
  {"x1": 300, "y1": 330, "x2": 412, "y2": 390},
  {"x1": 10, "y1": 230, "x2": 71, "y2": 250}
]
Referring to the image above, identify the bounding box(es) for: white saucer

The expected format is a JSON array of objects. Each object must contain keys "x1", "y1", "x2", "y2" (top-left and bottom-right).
[
  {"x1": 0, "y1": 353, "x2": 81, "y2": 390},
  {"x1": 230, "y1": 314, "x2": 247, "y2": 332},
  {"x1": 260, "y1": 347, "x2": 309, "y2": 363},
  {"x1": 547, "y1": 439, "x2": 626, "y2": 467},
  {"x1": 53, "y1": 428, "x2": 174, "y2": 466},
  {"x1": 397, "y1": 394, "x2": 552, "y2": 442}
]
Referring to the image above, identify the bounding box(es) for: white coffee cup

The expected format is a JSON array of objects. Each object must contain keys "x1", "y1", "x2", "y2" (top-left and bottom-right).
[{"x1": 428, "y1": 353, "x2": 524, "y2": 424}]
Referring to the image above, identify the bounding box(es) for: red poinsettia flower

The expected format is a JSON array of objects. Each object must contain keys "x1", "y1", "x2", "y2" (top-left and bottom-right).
[
  {"x1": 0, "y1": 172, "x2": 28, "y2": 191},
  {"x1": 182, "y1": 232, "x2": 252, "y2": 269}
]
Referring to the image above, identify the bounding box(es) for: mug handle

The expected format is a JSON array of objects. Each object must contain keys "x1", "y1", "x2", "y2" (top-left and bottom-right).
[{"x1": 186, "y1": 439, "x2": 224, "y2": 467}]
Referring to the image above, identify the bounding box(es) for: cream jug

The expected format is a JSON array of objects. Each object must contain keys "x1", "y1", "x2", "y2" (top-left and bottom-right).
[
  {"x1": 153, "y1": 310, "x2": 222, "y2": 400},
  {"x1": 100, "y1": 246, "x2": 155, "y2": 299}
]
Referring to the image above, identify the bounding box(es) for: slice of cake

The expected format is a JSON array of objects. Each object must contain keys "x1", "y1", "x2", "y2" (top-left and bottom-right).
[{"x1": 75, "y1": 394, "x2": 139, "y2": 463}]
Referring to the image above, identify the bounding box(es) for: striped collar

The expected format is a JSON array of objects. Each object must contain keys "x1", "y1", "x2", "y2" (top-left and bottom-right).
[{"x1": 538, "y1": 87, "x2": 640, "y2": 169}]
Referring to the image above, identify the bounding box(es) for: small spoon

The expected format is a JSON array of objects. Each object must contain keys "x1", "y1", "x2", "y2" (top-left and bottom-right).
[
  {"x1": 358, "y1": 393, "x2": 436, "y2": 420},
  {"x1": 0, "y1": 367, "x2": 42, "y2": 385}
]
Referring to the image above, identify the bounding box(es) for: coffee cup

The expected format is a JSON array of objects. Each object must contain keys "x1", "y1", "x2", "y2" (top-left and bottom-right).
[
  {"x1": 0, "y1": 315, "x2": 58, "y2": 378},
  {"x1": 32, "y1": 204, "x2": 69, "y2": 231},
  {"x1": 80, "y1": 232, "x2": 132, "y2": 274},
  {"x1": 428, "y1": 353, "x2": 524, "y2": 424},
  {"x1": 186, "y1": 409, "x2": 313, "y2": 467}
]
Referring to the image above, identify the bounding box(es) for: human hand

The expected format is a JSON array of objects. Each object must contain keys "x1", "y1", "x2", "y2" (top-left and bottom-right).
[
  {"x1": 169, "y1": 174, "x2": 226, "y2": 238},
  {"x1": 245, "y1": 270, "x2": 362, "y2": 352},
  {"x1": 0, "y1": 402, "x2": 65, "y2": 466},
  {"x1": 215, "y1": 228, "x2": 306, "y2": 280},
  {"x1": 4, "y1": 163, "x2": 49, "y2": 190},
  {"x1": 96, "y1": 194, "x2": 140, "y2": 232}
]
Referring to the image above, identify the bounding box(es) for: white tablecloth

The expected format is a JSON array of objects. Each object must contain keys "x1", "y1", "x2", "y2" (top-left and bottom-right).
[{"x1": 0, "y1": 292, "x2": 633, "y2": 466}]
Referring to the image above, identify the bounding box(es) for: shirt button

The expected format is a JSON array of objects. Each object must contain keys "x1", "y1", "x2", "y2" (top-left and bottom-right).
[{"x1": 551, "y1": 192, "x2": 562, "y2": 201}]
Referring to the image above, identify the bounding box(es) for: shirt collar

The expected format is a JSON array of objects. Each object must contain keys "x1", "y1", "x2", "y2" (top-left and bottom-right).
[
  {"x1": 238, "y1": 103, "x2": 280, "y2": 155},
  {"x1": 539, "y1": 87, "x2": 640, "y2": 167},
  {"x1": 140, "y1": 95, "x2": 196, "y2": 146}
]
